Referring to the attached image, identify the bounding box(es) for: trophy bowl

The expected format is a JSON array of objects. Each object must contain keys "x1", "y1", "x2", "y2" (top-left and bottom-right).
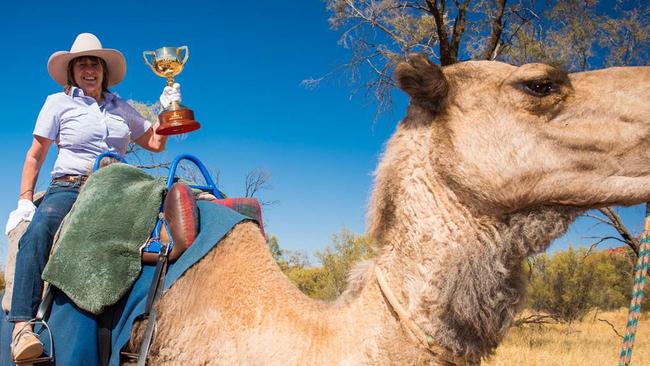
[{"x1": 143, "y1": 46, "x2": 201, "y2": 135}]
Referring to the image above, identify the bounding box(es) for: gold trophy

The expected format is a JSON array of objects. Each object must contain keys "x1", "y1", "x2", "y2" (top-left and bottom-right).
[{"x1": 143, "y1": 46, "x2": 200, "y2": 135}]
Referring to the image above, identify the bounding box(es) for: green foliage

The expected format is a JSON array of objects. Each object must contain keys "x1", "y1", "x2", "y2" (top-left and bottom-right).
[
  {"x1": 267, "y1": 235, "x2": 329, "y2": 298},
  {"x1": 314, "y1": 229, "x2": 374, "y2": 300},
  {"x1": 529, "y1": 248, "x2": 595, "y2": 323},
  {"x1": 0, "y1": 272, "x2": 4, "y2": 292},
  {"x1": 604, "y1": 247, "x2": 650, "y2": 310},
  {"x1": 284, "y1": 266, "x2": 330, "y2": 300},
  {"x1": 268, "y1": 235, "x2": 310, "y2": 271},
  {"x1": 271, "y1": 231, "x2": 648, "y2": 315},
  {"x1": 528, "y1": 246, "x2": 647, "y2": 323},
  {"x1": 589, "y1": 251, "x2": 629, "y2": 310},
  {"x1": 501, "y1": 0, "x2": 650, "y2": 71},
  {"x1": 268, "y1": 235, "x2": 283, "y2": 262},
  {"x1": 268, "y1": 229, "x2": 374, "y2": 301}
]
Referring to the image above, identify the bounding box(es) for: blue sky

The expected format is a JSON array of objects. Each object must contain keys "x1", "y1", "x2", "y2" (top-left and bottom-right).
[{"x1": 0, "y1": 0, "x2": 645, "y2": 265}]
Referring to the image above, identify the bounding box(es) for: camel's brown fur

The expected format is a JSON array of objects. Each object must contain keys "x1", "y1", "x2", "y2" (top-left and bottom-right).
[{"x1": 128, "y1": 55, "x2": 648, "y2": 364}]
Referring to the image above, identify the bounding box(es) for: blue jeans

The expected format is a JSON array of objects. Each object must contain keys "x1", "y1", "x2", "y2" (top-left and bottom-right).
[{"x1": 8, "y1": 180, "x2": 80, "y2": 322}]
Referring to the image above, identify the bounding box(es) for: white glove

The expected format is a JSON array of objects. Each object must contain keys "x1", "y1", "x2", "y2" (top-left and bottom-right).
[
  {"x1": 159, "y1": 83, "x2": 182, "y2": 109},
  {"x1": 5, "y1": 199, "x2": 37, "y2": 235}
]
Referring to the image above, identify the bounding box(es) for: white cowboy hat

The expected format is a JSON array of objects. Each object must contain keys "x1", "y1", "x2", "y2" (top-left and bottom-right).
[{"x1": 47, "y1": 33, "x2": 126, "y2": 87}]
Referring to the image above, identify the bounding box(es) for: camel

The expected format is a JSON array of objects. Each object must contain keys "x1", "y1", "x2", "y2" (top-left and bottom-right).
[
  {"x1": 6, "y1": 54, "x2": 647, "y2": 365},
  {"x1": 122, "y1": 55, "x2": 650, "y2": 365}
]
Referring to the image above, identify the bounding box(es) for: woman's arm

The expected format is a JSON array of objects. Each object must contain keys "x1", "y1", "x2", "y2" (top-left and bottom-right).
[
  {"x1": 19, "y1": 136, "x2": 53, "y2": 201},
  {"x1": 134, "y1": 122, "x2": 168, "y2": 153}
]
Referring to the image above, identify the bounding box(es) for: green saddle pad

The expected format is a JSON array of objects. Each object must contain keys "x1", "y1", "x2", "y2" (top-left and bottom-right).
[{"x1": 42, "y1": 163, "x2": 166, "y2": 314}]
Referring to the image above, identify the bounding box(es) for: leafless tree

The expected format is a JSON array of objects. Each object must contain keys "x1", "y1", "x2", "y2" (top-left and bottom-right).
[{"x1": 245, "y1": 169, "x2": 278, "y2": 206}]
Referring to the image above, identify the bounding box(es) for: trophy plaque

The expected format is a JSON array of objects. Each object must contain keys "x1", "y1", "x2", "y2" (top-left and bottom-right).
[{"x1": 143, "y1": 46, "x2": 201, "y2": 135}]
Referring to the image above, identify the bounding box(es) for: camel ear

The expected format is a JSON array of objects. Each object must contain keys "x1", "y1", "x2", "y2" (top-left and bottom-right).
[{"x1": 394, "y1": 53, "x2": 448, "y2": 112}]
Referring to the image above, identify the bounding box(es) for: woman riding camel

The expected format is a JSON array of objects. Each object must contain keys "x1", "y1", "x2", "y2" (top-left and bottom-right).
[{"x1": 4, "y1": 33, "x2": 181, "y2": 362}]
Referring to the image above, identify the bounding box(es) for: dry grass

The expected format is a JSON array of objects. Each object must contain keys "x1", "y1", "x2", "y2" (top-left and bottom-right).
[{"x1": 484, "y1": 309, "x2": 650, "y2": 366}]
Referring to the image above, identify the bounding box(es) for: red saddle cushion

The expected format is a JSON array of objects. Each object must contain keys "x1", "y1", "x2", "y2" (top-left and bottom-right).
[
  {"x1": 212, "y1": 197, "x2": 265, "y2": 238},
  {"x1": 160, "y1": 183, "x2": 199, "y2": 261}
]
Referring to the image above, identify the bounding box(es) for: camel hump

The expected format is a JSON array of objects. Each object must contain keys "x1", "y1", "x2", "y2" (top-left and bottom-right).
[{"x1": 394, "y1": 53, "x2": 448, "y2": 111}]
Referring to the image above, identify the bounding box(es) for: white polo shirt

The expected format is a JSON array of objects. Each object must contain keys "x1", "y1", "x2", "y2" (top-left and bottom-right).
[{"x1": 33, "y1": 87, "x2": 152, "y2": 178}]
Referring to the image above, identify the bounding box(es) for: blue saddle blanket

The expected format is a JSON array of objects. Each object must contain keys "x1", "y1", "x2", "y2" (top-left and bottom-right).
[{"x1": 0, "y1": 200, "x2": 252, "y2": 366}]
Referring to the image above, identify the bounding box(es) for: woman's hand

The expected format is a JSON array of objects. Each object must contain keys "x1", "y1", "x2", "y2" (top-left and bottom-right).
[
  {"x1": 134, "y1": 84, "x2": 181, "y2": 152},
  {"x1": 5, "y1": 199, "x2": 36, "y2": 234},
  {"x1": 159, "y1": 83, "x2": 182, "y2": 109}
]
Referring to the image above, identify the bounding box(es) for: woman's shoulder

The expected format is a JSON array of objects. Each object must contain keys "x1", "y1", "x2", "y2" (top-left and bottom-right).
[
  {"x1": 37, "y1": 92, "x2": 73, "y2": 114},
  {"x1": 44, "y1": 91, "x2": 70, "y2": 102}
]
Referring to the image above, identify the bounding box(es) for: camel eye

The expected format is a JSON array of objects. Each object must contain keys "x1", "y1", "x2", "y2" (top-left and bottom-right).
[{"x1": 522, "y1": 80, "x2": 558, "y2": 97}]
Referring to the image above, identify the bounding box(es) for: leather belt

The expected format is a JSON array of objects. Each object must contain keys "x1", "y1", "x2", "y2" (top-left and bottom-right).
[{"x1": 52, "y1": 174, "x2": 88, "y2": 185}]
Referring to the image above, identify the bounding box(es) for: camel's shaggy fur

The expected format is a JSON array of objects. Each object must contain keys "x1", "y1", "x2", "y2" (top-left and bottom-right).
[{"x1": 124, "y1": 55, "x2": 649, "y2": 365}]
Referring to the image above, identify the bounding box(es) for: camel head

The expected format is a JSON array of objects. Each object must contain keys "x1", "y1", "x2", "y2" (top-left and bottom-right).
[
  {"x1": 365, "y1": 54, "x2": 649, "y2": 362},
  {"x1": 393, "y1": 54, "x2": 650, "y2": 217}
]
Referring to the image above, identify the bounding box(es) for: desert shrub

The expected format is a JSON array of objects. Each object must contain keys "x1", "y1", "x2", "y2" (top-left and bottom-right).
[{"x1": 528, "y1": 246, "x2": 649, "y2": 322}]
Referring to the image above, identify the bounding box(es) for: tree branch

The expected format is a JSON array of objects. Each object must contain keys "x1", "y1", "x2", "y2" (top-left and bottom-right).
[
  {"x1": 134, "y1": 162, "x2": 171, "y2": 170},
  {"x1": 344, "y1": 0, "x2": 406, "y2": 46},
  {"x1": 497, "y1": 7, "x2": 541, "y2": 62},
  {"x1": 245, "y1": 169, "x2": 272, "y2": 198},
  {"x1": 597, "y1": 317, "x2": 624, "y2": 339},
  {"x1": 598, "y1": 207, "x2": 640, "y2": 256},
  {"x1": 426, "y1": 0, "x2": 453, "y2": 65},
  {"x1": 583, "y1": 236, "x2": 627, "y2": 258},
  {"x1": 513, "y1": 313, "x2": 560, "y2": 327},
  {"x1": 449, "y1": 0, "x2": 471, "y2": 63},
  {"x1": 482, "y1": 0, "x2": 507, "y2": 60}
]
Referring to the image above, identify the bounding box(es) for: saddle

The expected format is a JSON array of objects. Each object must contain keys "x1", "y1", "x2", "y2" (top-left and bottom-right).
[
  {"x1": 142, "y1": 185, "x2": 267, "y2": 263},
  {"x1": 141, "y1": 182, "x2": 200, "y2": 263}
]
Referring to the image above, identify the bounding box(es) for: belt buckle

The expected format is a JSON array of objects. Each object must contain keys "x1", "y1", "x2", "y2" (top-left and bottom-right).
[
  {"x1": 63, "y1": 175, "x2": 84, "y2": 185},
  {"x1": 53, "y1": 174, "x2": 86, "y2": 185}
]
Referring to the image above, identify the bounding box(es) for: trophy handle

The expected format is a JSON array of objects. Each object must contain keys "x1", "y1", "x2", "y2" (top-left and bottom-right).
[
  {"x1": 177, "y1": 46, "x2": 189, "y2": 65},
  {"x1": 143, "y1": 51, "x2": 157, "y2": 69}
]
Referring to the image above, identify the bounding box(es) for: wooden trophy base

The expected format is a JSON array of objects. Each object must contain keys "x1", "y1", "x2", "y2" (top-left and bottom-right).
[{"x1": 157, "y1": 107, "x2": 201, "y2": 135}]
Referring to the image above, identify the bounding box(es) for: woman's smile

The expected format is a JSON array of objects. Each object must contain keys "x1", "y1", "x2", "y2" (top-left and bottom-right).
[{"x1": 73, "y1": 59, "x2": 103, "y2": 100}]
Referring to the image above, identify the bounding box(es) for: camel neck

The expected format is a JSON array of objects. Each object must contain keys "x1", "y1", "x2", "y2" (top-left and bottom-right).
[{"x1": 367, "y1": 121, "x2": 577, "y2": 362}]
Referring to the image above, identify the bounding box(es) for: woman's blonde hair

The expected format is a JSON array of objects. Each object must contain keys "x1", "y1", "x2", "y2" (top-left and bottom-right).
[{"x1": 65, "y1": 55, "x2": 109, "y2": 94}]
